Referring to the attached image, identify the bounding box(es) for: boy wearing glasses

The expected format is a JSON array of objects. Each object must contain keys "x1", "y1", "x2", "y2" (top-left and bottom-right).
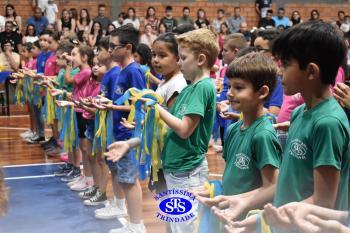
[{"x1": 95, "y1": 24, "x2": 146, "y2": 233}]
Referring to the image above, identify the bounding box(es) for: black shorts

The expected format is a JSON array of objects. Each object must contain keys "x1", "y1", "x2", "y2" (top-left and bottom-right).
[{"x1": 75, "y1": 111, "x2": 87, "y2": 139}]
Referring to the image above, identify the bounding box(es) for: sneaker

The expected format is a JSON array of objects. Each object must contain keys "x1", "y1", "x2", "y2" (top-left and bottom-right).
[
  {"x1": 61, "y1": 167, "x2": 80, "y2": 182},
  {"x1": 46, "y1": 146, "x2": 64, "y2": 156},
  {"x1": 95, "y1": 198, "x2": 116, "y2": 215},
  {"x1": 20, "y1": 129, "x2": 33, "y2": 138},
  {"x1": 60, "y1": 154, "x2": 68, "y2": 163},
  {"x1": 70, "y1": 176, "x2": 93, "y2": 192},
  {"x1": 95, "y1": 203, "x2": 127, "y2": 219},
  {"x1": 54, "y1": 164, "x2": 72, "y2": 177},
  {"x1": 84, "y1": 189, "x2": 107, "y2": 206},
  {"x1": 109, "y1": 222, "x2": 146, "y2": 233},
  {"x1": 67, "y1": 175, "x2": 84, "y2": 187},
  {"x1": 26, "y1": 134, "x2": 46, "y2": 144},
  {"x1": 40, "y1": 136, "x2": 55, "y2": 147},
  {"x1": 42, "y1": 140, "x2": 58, "y2": 150},
  {"x1": 79, "y1": 185, "x2": 98, "y2": 199}
]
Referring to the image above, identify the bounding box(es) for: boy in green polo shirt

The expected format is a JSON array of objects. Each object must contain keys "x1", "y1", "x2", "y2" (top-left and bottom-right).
[
  {"x1": 225, "y1": 21, "x2": 350, "y2": 233},
  {"x1": 195, "y1": 52, "x2": 282, "y2": 221}
]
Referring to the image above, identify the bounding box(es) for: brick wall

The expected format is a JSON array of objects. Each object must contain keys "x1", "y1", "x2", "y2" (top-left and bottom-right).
[{"x1": 1, "y1": 0, "x2": 350, "y2": 31}]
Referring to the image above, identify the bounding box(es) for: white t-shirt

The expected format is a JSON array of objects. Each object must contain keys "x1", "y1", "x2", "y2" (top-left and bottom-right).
[
  {"x1": 123, "y1": 18, "x2": 140, "y2": 30},
  {"x1": 44, "y1": 3, "x2": 58, "y2": 24},
  {"x1": 156, "y1": 72, "x2": 187, "y2": 107},
  {"x1": 23, "y1": 36, "x2": 39, "y2": 43},
  {"x1": 37, "y1": 0, "x2": 48, "y2": 12},
  {"x1": 0, "y1": 15, "x2": 5, "y2": 32}
]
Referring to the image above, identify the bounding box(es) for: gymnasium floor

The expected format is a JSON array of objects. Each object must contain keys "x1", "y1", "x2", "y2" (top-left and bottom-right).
[{"x1": 0, "y1": 109, "x2": 225, "y2": 233}]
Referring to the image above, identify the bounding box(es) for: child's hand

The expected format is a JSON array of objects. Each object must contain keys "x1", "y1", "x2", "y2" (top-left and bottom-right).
[
  {"x1": 219, "y1": 111, "x2": 240, "y2": 120},
  {"x1": 189, "y1": 185, "x2": 210, "y2": 199},
  {"x1": 334, "y1": 83, "x2": 350, "y2": 110},
  {"x1": 212, "y1": 196, "x2": 249, "y2": 223},
  {"x1": 120, "y1": 118, "x2": 136, "y2": 129},
  {"x1": 104, "y1": 141, "x2": 131, "y2": 162},
  {"x1": 229, "y1": 214, "x2": 259, "y2": 233},
  {"x1": 263, "y1": 203, "x2": 294, "y2": 233},
  {"x1": 56, "y1": 100, "x2": 74, "y2": 107},
  {"x1": 61, "y1": 52, "x2": 73, "y2": 62},
  {"x1": 273, "y1": 121, "x2": 290, "y2": 131},
  {"x1": 295, "y1": 214, "x2": 349, "y2": 233},
  {"x1": 217, "y1": 101, "x2": 230, "y2": 113}
]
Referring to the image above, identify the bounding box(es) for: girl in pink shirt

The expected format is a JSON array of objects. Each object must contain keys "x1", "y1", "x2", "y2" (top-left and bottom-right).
[{"x1": 63, "y1": 44, "x2": 94, "y2": 182}]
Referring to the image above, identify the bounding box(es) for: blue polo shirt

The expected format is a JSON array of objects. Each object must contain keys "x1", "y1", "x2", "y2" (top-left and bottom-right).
[
  {"x1": 264, "y1": 77, "x2": 283, "y2": 109},
  {"x1": 112, "y1": 62, "x2": 146, "y2": 140},
  {"x1": 36, "y1": 51, "x2": 52, "y2": 74},
  {"x1": 27, "y1": 16, "x2": 49, "y2": 36},
  {"x1": 100, "y1": 66, "x2": 120, "y2": 100}
]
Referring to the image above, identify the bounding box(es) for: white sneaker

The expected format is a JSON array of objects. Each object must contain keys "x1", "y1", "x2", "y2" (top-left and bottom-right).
[
  {"x1": 94, "y1": 198, "x2": 115, "y2": 214},
  {"x1": 67, "y1": 175, "x2": 84, "y2": 187},
  {"x1": 95, "y1": 201, "x2": 127, "y2": 219},
  {"x1": 70, "y1": 176, "x2": 93, "y2": 192},
  {"x1": 20, "y1": 130, "x2": 33, "y2": 139},
  {"x1": 109, "y1": 222, "x2": 146, "y2": 233}
]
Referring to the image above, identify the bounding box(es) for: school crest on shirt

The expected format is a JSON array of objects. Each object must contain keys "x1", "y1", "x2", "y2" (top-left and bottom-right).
[
  {"x1": 114, "y1": 85, "x2": 124, "y2": 95},
  {"x1": 234, "y1": 153, "x2": 250, "y2": 170},
  {"x1": 178, "y1": 104, "x2": 187, "y2": 116},
  {"x1": 289, "y1": 139, "x2": 307, "y2": 160}
]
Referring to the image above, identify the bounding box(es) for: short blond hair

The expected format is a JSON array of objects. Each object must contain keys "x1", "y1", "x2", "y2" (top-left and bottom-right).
[
  {"x1": 224, "y1": 33, "x2": 248, "y2": 51},
  {"x1": 176, "y1": 28, "x2": 220, "y2": 68}
]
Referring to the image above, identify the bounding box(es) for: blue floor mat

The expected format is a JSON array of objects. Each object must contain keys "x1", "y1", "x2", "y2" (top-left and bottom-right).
[{"x1": 0, "y1": 165, "x2": 122, "y2": 233}]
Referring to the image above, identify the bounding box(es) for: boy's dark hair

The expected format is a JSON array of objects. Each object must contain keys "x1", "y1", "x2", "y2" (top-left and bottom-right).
[
  {"x1": 154, "y1": 32, "x2": 178, "y2": 57},
  {"x1": 57, "y1": 41, "x2": 75, "y2": 54},
  {"x1": 33, "y1": 40, "x2": 40, "y2": 49},
  {"x1": 272, "y1": 21, "x2": 346, "y2": 85},
  {"x1": 183, "y1": 7, "x2": 190, "y2": 12},
  {"x1": 98, "y1": 4, "x2": 106, "y2": 9},
  {"x1": 338, "y1": 10, "x2": 345, "y2": 16},
  {"x1": 48, "y1": 31, "x2": 60, "y2": 42},
  {"x1": 136, "y1": 43, "x2": 152, "y2": 68},
  {"x1": 40, "y1": 29, "x2": 51, "y2": 36},
  {"x1": 226, "y1": 52, "x2": 277, "y2": 99},
  {"x1": 78, "y1": 44, "x2": 94, "y2": 67},
  {"x1": 118, "y1": 12, "x2": 126, "y2": 19},
  {"x1": 173, "y1": 23, "x2": 195, "y2": 35},
  {"x1": 24, "y1": 42, "x2": 33, "y2": 51},
  {"x1": 110, "y1": 24, "x2": 140, "y2": 53},
  {"x1": 165, "y1": 6, "x2": 173, "y2": 12},
  {"x1": 278, "y1": 8, "x2": 285, "y2": 12},
  {"x1": 258, "y1": 29, "x2": 280, "y2": 48},
  {"x1": 267, "y1": 9, "x2": 273, "y2": 14},
  {"x1": 98, "y1": 36, "x2": 110, "y2": 51},
  {"x1": 218, "y1": 9, "x2": 224, "y2": 14}
]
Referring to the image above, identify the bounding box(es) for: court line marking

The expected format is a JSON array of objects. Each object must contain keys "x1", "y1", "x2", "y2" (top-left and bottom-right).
[
  {"x1": 3, "y1": 162, "x2": 64, "y2": 168},
  {"x1": 209, "y1": 173, "x2": 222, "y2": 177},
  {"x1": 5, "y1": 174, "x2": 55, "y2": 180},
  {"x1": 0, "y1": 115, "x2": 29, "y2": 118},
  {"x1": 0, "y1": 126, "x2": 51, "y2": 131}
]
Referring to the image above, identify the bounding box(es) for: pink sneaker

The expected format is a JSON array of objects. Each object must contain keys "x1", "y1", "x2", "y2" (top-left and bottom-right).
[
  {"x1": 70, "y1": 176, "x2": 93, "y2": 192},
  {"x1": 60, "y1": 153, "x2": 68, "y2": 162},
  {"x1": 67, "y1": 175, "x2": 85, "y2": 187}
]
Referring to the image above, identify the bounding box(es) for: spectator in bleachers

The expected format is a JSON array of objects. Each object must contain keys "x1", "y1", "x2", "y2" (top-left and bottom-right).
[
  {"x1": 273, "y1": 8, "x2": 291, "y2": 28},
  {"x1": 69, "y1": 8, "x2": 78, "y2": 22},
  {"x1": 124, "y1": 7, "x2": 140, "y2": 30},
  {"x1": 88, "y1": 21, "x2": 103, "y2": 48},
  {"x1": 43, "y1": 0, "x2": 58, "y2": 26},
  {"x1": 158, "y1": 22, "x2": 166, "y2": 34},
  {"x1": 77, "y1": 9, "x2": 92, "y2": 32},
  {"x1": 238, "y1": 22, "x2": 252, "y2": 42},
  {"x1": 195, "y1": 8, "x2": 210, "y2": 29},
  {"x1": 178, "y1": 7, "x2": 194, "y2": 27},
  {"x1": 57, "y1": 9, "x2": 76, "y2": 34},
  {"x1": 227, "y1": 7, "x2": 246, "y2": 33},
  {"x1": 0, "y1": 21, "x2": 22, "y2": 53},
  {"x1": 340, "y1": 15, "x2": 350, "y2": 33},
  {"x1": 112, "y1": 12, "x2": 126, "y2": 29},
  {"x1": 218, "y1": 22, "x2": 230, "y2": 50},
  {"x1": 140, "y1": 24, "x2": 157, "y2": 48},
  {"x1": 255, "y1": 0, "x2": 272, "y2": 18},
  {"x1": 309, "y1": 9, "x2": 321, "y2": 21},
  {"x1": 336, "y1": 10, "x2": 346, "y2": 28},
  {"x1": 93, "y1": 4, "x2": 111, "y2": 33},
  {"x1": 144, "y1": 6, "x2": 159, "y2": 32},
  {"x1": 290, "y1": 10, "x2": 302, "y2": 26},
  {"x1": 258, "y1": 9, "x2": 275, "y2": 29},
  {"x1": 211, "y1": 9, "x2": 226, "y2": 34},
  {"x1": 0, "y1": 40, "x2": 20, "y2": 72},
  {"x1": 26, "y1": 7, "x2": 48, "y2": 36},
  {"x1": 22, "y1": 24, "x2": 38, "y2": 44},
  {"x1": 160, "y1": 6, "x2": 177, "y2": 32},
  {"x1": 105, "y1": 23, "x2": 116, "y2": 35},
  {"x1": 4, "y1": 4, "x2": 22, "y2": 33}
]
